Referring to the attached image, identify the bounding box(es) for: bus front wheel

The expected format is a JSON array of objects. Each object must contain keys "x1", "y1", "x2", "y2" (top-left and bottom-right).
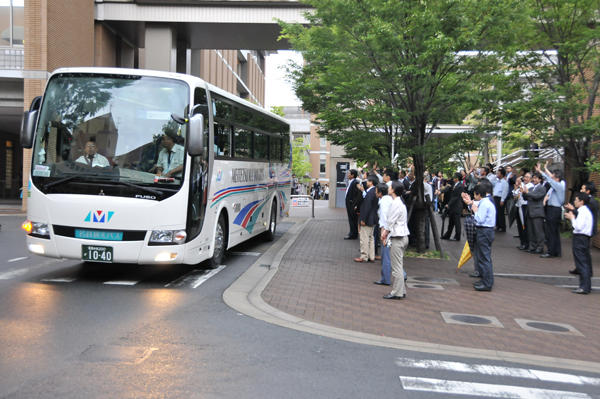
[{"x1": 209, "y1": 214, "x2": 227, "y2": 268}]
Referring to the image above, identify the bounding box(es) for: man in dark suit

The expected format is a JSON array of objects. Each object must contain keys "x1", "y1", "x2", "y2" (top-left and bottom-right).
[
  {"x1": 354, "y1": 175, "x2": 379, "y2": 262},
  {"x1": 344, "y1": 169, "x2": 361, "y2": 240},
  {"x1": 522, "y1": 172, "x2": 547, "y2": 253},
  {"x1": 441, "y1": 173, "x2": 464, "y2": 241}
]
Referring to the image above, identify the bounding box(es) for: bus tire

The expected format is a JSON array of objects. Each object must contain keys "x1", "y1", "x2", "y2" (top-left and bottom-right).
[
  {"x1": 264, "y1": 201, "x2": 277, "y2": 241},
  {"x1": 209, "y1": 214, "x2": 227, "y2": 268}
]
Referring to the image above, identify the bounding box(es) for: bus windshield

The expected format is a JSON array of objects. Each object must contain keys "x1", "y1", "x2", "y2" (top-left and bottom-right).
[{"x1": 30, "y1": 73, "x2": 189, "y2": 199}]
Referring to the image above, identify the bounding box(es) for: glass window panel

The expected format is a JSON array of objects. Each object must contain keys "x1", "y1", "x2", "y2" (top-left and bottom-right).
[
  {"x1": 214, "y1": 123, "x2": 231, "y2": 157},
  {"x1": 233, "y1": 127, "x2": 252, "y2": 159},
  {"x1": 282, "y1": 137, "x2": 290, "y2": 163},
  {"x1": 12, "y1": 0, "x2": 23, "y2": 45},
  {"x1": 270, "y1": 136, "x2": 281, "y2": 162},
  {"x1": 0, "y1": 2, "x2": 10, "y2": 46},
  {"x1": 253, "y1": 132, "x2": 268, "y2": 160}
]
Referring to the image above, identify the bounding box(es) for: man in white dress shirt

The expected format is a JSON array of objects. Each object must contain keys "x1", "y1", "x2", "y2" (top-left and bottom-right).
[
  {"x1": 75, "y1": 139, "x2": 110, "y2": 168},
  {"x1": 565, "y1": 192, "x2": 594, "y2": 294}
]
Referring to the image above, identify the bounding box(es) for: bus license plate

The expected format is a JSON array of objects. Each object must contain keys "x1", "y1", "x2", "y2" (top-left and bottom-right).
[{"x1": 82, "y1": 245, "x2": 113, "y2": 263}]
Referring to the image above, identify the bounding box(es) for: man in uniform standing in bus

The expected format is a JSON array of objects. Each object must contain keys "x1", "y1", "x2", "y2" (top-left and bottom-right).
[{"x1": 155, "y1": 127, "x2": 184, "y2": 178}]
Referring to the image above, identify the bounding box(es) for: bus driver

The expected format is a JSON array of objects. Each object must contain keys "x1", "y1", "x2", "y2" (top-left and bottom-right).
[
  {"x1": 75, "y1": 139, "x2": 110, "y2": 167},
  {"x1": 154, "y1": 127, "x2": 184, "y2": 178}
]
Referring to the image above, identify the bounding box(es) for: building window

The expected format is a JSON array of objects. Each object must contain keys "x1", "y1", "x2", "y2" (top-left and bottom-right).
[
  {"x1": 319, "y1": 156, "x2": 326, "y2": 177},
  {"x1": 0, "y1": 0, "x2": 24, "y2": 47},
  {"x1": 320, "y1": 137, "x2": 327, "y2": 149}
]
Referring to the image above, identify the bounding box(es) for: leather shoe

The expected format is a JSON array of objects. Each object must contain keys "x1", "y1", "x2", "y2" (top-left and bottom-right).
[
  {"x1": 344, "y1": 235, "x2": 357, "y2": 240},
  {"x1": 469, "y1": 271, "x2": 480, "y2": 278},
  {"x1": 517, "y1": 245, "x2": 528, "y2": 250},
  {"x1": 572, "y1": 288, "x2": 589, "y2": 294},
  {"x1": 441, "y1": 236, "x2": 450, "y2": 240},
  {"x1": 353, "y1": 257, "x2": 366, "y2": 262},
  {"x1": 540, "y1": 253, "x2": 555, "y2": 258},
  {"x1": 383, "y1": 293, "x2": 405, "y2": 300},
  {"x1": 528, "y1": 249, "x2": 543, "y2": 254},
  {"x1": 568, "y1": 268, "x2": 580, "y2": 275},
  {"x1": 473, "y1": 284, "x2": 492, "y2": 292},
  {"x1": 374, "y1": 281, "x2": 390, "y2": 286},
  {"x1": 450, "y1": 238, "x2": 460, "y2": 241}
]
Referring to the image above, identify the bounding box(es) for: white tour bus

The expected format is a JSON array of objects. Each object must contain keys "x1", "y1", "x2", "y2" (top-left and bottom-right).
[{"x1": 21, "y1": 67, "x2": 291, "y2": 267}]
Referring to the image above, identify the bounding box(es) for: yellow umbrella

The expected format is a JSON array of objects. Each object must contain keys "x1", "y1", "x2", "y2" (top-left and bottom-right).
[{"x1": 457, "y1": 241, "x2": 472, "y2": 269}]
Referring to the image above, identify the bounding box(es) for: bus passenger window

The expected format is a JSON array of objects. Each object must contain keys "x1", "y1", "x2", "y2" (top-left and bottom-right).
[
  {"x1": 270, "y1": 137, "x2": 281, "y2": 162},
  {"x1": 214, "y1": 124, "x2": 231, "y2": 157},
  {"x1": 282, "y1": 137, "x2": 291, "y2": 163},
  {"x1": 253, "y1": 132, "x2": 268, "y2": 160},
  {"x1": 233, "y1": 128, "x2": 252, "y2": 159}
]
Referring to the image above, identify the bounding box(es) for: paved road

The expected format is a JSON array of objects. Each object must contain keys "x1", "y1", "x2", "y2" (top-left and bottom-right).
[{"x1": 0, "y1": 214, "x2": 598, "y2": 398}]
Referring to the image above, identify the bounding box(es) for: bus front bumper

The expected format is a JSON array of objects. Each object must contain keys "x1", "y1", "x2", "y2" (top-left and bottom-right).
[{"x1": 25, "y1": 235, "x2": 186, "y2": 265}]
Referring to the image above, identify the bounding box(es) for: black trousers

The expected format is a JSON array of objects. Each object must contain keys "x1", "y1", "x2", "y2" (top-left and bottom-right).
[
  {"x1": 545, "y1": 206, "x2": 562, "y2": 256},
  {"x1": 494, "y1": 196, "x2": 506, "y2": 231},
  {"x1": 516, "y1": 205, "x2": 529, "y2": 247},
  {"x1": 527, "y1": 216, "x2": 545, "y2": 251},
  {"x1": 572, "y1": 234, "x2": 592, "y2": 292},
  {"x1": 443, "y1": 212, "x2": 461, "y2": 240},
  {"x1": 346, "y1": 204, "x2": 358, "y2": 238}
]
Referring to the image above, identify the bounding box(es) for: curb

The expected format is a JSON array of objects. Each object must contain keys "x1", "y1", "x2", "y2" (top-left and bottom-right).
[{"x1": 223, "y1": 218, "x2": 600, "y2": 374}]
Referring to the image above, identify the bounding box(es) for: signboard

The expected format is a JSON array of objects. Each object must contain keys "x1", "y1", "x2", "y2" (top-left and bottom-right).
[{"x1": 291, "y1": 197, "x2": 311, "y2": 207}]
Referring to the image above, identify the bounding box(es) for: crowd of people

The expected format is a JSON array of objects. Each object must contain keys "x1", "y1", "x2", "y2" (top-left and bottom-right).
[{"x1": 344, "y1": 160, "x2": 597, "y2": 298}]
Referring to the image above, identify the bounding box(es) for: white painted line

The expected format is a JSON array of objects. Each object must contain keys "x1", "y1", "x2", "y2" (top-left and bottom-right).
[
  {"x1": 400, "y1": 376, "x2": 591, "y2": 398},
  {"x1": 7, "y1": 257, "x2": 28, "y2": 263},
  {"x1": 191, "y1": 265, "x2": 226, "y2": 289},
  {"x1": 0, "y1": 268, "x2": 29, "y2": 280},
  {"x1": 41, "y1": 277, "x2": 76, "y2": 283},
  {"x1": 556, "y1": 285, "x2": 598, "y2": 290},
  {"x1": 103, "y1": 280, "x2": 139, "y2": 286},
  {"x1": 395, "y1": 358, "x2": 600, "y2": 386},
  {"x1": 229, "y1": 251, "x2": 262, "y2": 257},
  {"x1": 164, "y1": 269, "x2": 206, "y2": 288}
]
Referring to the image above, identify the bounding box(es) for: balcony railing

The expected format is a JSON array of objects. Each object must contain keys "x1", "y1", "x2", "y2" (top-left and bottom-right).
[{"x1": 0, "y1": 48, "x2": 24, "y2": 70}]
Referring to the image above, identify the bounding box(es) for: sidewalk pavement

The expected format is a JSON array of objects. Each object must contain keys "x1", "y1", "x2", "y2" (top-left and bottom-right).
[{"x1": 226, "y1": 200, "x2": 600, "y2": 373}]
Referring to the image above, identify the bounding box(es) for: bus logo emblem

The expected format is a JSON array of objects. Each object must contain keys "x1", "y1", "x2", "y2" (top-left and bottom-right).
[{"x1": 85, "y1": 210, "x2": 115, "y2": 223}]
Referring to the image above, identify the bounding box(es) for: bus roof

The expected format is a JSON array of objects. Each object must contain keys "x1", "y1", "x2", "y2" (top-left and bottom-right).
[{"x1": 50, "y1": 67, "x2": 290, "y2": 126}]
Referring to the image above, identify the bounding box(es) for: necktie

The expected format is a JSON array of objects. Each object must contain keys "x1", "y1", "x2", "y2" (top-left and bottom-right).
[
  {"x1": 167, "y1": 151, "x2": 172, "y2": 167},
  {"x1": 87, "y1": 155, "x2": 93, "y2": 166}
]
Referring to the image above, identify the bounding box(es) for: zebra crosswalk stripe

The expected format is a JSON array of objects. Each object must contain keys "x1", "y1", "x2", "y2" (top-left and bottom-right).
[
  {"x1": 399, "y1": 376, "x2": 591, "y2": 399},
  {"x1": 395, "y1": 357, "x2": 600, "y2": 386}
]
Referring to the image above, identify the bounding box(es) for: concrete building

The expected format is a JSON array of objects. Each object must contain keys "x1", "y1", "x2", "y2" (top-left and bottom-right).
[{"x1": 0, "y1": 0, "x2": 308, "y2": 205}]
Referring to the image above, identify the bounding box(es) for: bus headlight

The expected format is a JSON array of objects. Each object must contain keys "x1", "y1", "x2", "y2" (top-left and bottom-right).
[
  {"x1": 149, "y1": 230, "x2": 187, "y2": 245},
  {"x1": 22, "y1": 220, "x2": 50, "y2": 239}
]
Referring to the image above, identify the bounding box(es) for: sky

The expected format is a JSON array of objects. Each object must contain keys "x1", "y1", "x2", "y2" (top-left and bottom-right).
[{"x1": 264, "y1": 50, "x2": 303, "y2": 110}]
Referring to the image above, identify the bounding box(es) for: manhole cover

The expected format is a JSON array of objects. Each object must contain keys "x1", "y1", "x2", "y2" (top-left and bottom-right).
[
  {"x1": 79, "y1": 345, "x2": 158, "y2": 364},
  {"x1": 441, "y1": 312, "x2": 504, "y2": 328},
  {"x1": 413, "y1": 284, "x2": 437, "y2": 289},
  {"x1": 515, "y1": 318, "x2": 582, "y2": 335},
  {"x1": 451, "y1": 315, "x2": 492, "y2": 325},
  {"x1": 526, "y1": 322, "x2": 570, "y2": 332}
]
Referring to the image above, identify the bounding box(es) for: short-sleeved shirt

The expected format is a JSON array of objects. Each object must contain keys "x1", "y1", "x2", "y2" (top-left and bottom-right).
[
  {"x1": 76, "y1": 153, "x2": 110, "y2": 168},
  {"x1": 157, "y1": 144, "x2": 184, "y2": 176}
]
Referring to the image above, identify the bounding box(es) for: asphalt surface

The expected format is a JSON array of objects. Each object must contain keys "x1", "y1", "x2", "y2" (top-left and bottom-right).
[{"x1": 0, "y1": 209, "x2": 599, "y2": 398}]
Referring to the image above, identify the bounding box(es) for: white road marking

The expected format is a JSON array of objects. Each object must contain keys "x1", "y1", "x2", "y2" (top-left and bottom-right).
[
  {"x1": 41, "y1": 277, "x2": 76, "y2": 283},
  {"x1": 7, "y1": 257, "x2": 28, "y2": 263},
  {"x1": 400, "y1": 376, "x2": 591, "y2": 398},
  {"x1": 191, "y1": 265, "x2": 226, "y2": 289},
  {"x1": 103, "y1": 280, "x2": 139, "y2": 286},
  {"x1": 164, "y1": 269, "x2": 206, "y2": 288},
  {"x1": 229, "y1": 251, "x2": 262, "y2": 256},
  {"x1": 395, "y1": 358, "x2": 600, "y2": 386},
  {"x1": 0, "y1": 268, "x2": 30, "y2": 280}
]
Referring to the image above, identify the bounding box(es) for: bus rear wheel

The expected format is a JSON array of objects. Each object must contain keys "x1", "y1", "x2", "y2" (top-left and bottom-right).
[
  {"x1": 265, "y1": 202, "x2": 277, "y2": 241},
  {"x1": 209, "y1": 214, "x2": 226, "y2": 268}
]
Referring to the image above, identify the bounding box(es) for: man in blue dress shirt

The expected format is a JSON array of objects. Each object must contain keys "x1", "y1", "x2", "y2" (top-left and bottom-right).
[
  {"x1": 462, "y1": 180, "x2": 496, "y2": 291},
  {"x1": 538, "y1": 161, "x2": 565, "y2": 258}
]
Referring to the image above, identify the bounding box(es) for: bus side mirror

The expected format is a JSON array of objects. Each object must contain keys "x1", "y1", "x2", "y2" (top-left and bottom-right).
[
  {"x1": 20, "y1": 96, "x2": 42, "y2": 149},
  {"x1": 187, "y1": 113, "x2": 204, "y2": 156}
]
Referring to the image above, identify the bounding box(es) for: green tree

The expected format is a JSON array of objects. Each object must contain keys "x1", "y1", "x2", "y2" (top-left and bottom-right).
[
  {"x1": 270, "y1": 106, "x2": 285, "y2": 117},
  {"x1": 281, "y1": 0, "x2": 519, "y2": 251},
  {"x1": 498, "y1": 0, "x2": 600, "y2": 196},
  {"x1": 292, "y1": 137, "x2": 312, "y2": 182}
]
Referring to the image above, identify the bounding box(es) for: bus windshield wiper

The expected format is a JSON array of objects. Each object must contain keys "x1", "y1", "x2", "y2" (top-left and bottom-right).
[
  {"x1": 44, "y1": 174, "x2": 164, "y2": 197},
  {"x1": 109, "y1": 179, "x2": 164, "y2": 197}
]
